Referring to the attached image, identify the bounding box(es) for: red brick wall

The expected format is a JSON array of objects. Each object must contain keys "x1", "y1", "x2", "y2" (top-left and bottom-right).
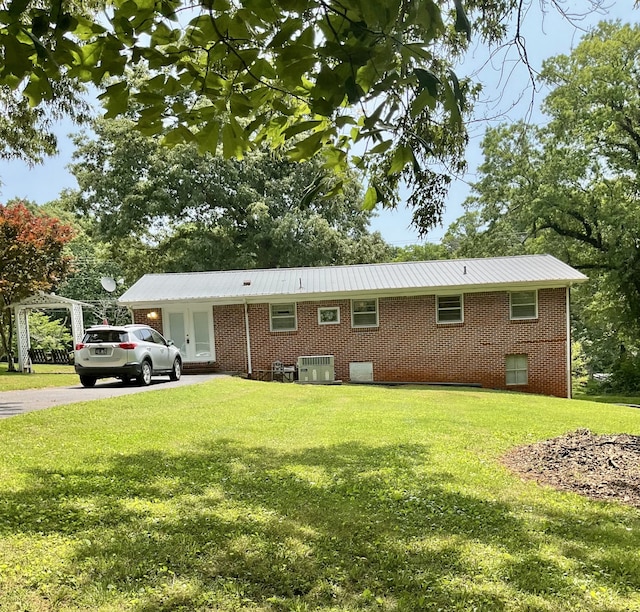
[
  {"x1": 212, "y1": 304, "x2": 247, "y2": 372},
  {"x1": 133, "y1": 288, "x2": 570, "y2": 397},
  {"x1": 132, "y1": 309, "x2": 163, "y2": 332}
]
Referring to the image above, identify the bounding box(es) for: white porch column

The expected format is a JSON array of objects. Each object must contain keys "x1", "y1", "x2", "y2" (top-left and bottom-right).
[
  {"x1": 15, "y1": 307, "x2": 30, "y2": 372},
  {"x1": 70, "y1": 303, "x2": 85, "y2": 348}
]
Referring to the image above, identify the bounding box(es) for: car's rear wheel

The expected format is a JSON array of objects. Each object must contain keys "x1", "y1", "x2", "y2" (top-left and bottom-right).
[
  {"x1": 169, "y1": 358, "x2": 182, "y2": 381},
  {"x1": 137, "y1": 360, "x2": 152, "y2": 386},
  {"x1": 80, "y1": 375, "x2": 97, "y2": 388}
]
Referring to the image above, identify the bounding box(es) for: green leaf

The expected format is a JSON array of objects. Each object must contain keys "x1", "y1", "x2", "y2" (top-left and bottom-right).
[
  {"x1": 415, "y1": 68, "x2": 440, "y2": 98},
  {"x1": 288, "y1": 130, "x2": 324, "y2": 162},
  {"x1": 196, "y1": 120, "x2": 220, "y2": 155},
  {"x1": 8, "y1": 0, "x2": 29, "y2": 16},
  {"x1": 162, "y1": 125, "x2": 194, "y2": 146},
  {"x1": 389, "y1": 145, "x2": 414, "y2": 174},
  {"x1": 363, "y1": 185, "x2": 378, "y2": 210},
  {"x1": 283, "y1": 120, "x2": 323, "y2": 139},
  {"x1": 368, "y1": 139, "x2": 393, "y2": 155},
  {"x1": 222, "y1": 117, "x2": 246, "y2": 159},
  {"x1": 453, "y1": 0, "x2": 472, "y2": 42},
  {"x1": 410, "y1": 88, "x2": 437, "y2": 117},
  {"x1": 98, "y1": 81, "x2": 130, "y2": 118}
]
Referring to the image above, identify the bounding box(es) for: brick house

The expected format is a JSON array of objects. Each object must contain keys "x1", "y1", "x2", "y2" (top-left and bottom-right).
[{"x1": 118, "y1": 254, "x2": 587, "y2": 397}]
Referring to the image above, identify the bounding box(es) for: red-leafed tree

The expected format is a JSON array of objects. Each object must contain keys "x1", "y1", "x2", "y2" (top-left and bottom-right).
[{"x1": 0, "y1": 202, "x2": 74, "y2": 371}]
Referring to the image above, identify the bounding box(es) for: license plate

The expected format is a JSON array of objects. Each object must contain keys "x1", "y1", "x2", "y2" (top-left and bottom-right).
[{"x1": 95, "y1": 348, "x2": 107, "y2": 355}]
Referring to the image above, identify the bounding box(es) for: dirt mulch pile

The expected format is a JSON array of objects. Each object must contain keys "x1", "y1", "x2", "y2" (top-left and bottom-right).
[{"x1": 501, "y1": 428, "x2": 640, "y2": 508}]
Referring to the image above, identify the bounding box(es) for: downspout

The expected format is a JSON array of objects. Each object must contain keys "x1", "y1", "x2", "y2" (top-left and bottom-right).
[
  {"x1": 244, "y1": 300, "x2": 252, "y2": 376},
  {"x1": 566, "y1": 286, "x2": 572, "y2": 399}
]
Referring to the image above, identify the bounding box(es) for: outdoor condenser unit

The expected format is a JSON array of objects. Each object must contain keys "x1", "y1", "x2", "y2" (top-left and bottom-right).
[{"x1": 297, "y1": 355, "x2": 335, "y2": 382}]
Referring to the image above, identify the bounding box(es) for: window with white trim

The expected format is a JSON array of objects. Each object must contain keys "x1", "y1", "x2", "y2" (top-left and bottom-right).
[
  {"x1": 318, "y1": 306, "x2": 340, "y2": 325},
  {"x1": 270, "y1": 303, "x2": 297, "y2": 331},
  {"x1": 437, "y1": 294, "x2": 463, "y2": 323},
  {"x1": 506, "y1": 354, "x2": 528, "y2": 385},
  {"x1": 510, "y1": 290, "x2": 537, "y2": 319},
  {"x1": 352, "y1": 299, "x2": 378, "y2": 327}
]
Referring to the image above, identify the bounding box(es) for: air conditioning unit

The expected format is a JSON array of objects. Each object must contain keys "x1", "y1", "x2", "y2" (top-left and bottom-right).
[{"x1": 297, "y1": 355, "x2": 335, "y2": 382}]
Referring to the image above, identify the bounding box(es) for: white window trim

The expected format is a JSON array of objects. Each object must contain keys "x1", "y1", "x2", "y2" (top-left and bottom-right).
[
  {"x1": 506, "y1": 354, "x2": 528, "y2": 386},
  {"x1": 436, "y1": 294, "x2": 464, "y2": 324},
  {"x1": 318, "y1": 306, "x2": 340, "y2": 325},
  {"x1": 270, "y1": 302, "x2": 297, "y2": 332},
  {"x1": 510, "y1": 290, "x2": 538, "y2": 320},
  {"x1": 351, "y1": 298, "x2": 379, "y2": 328}
]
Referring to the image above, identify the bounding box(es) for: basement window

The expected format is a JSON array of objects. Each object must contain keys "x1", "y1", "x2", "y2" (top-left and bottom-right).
[
  {"x1": 506, "y1": 354, "x2": 528, "y2": 385},
  {"x1": 270, "y1": 303, "x2": 297, "y2": 331}
]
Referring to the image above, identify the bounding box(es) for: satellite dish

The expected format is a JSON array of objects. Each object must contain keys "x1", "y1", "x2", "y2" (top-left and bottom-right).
[{"x1": 100, "y1": 276, "x2": 117, "y2": 293}]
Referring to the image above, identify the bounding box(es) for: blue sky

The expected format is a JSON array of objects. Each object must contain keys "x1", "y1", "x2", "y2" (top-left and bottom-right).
[{"x1": 0, "y1": 2, "x2": 637, "y2": 247}]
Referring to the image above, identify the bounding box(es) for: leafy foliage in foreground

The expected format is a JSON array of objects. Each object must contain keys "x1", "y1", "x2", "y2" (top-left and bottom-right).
[
  {"x1": 0, "y1": 378, "x2": 639, "y2": 610},
  {"x1": 0, "y1": 0, "x2": 519, "y2": 229}
]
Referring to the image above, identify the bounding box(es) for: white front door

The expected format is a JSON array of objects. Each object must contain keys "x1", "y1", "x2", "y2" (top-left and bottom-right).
[{"x1": 164, "y1": 307, "x2": 215, "y2": 363}]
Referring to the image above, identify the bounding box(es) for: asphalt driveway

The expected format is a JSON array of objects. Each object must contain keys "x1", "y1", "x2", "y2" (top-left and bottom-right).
[{"x1": 0, "y1": 373, "x2": 223, "y2": 419}]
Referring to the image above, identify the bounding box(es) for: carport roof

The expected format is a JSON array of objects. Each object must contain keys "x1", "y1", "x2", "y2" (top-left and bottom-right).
[{"x1": 118, "y1": 255, "x2": 587, "y2": 306}]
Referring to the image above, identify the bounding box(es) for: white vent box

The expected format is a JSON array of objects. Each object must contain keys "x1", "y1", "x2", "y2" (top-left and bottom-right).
[
  {"x1": 349, "y1": 362, "x2": 374, "y2": 382},
  {"x1": 297, "y1": 355, "x2": 335, "y2": 382}
]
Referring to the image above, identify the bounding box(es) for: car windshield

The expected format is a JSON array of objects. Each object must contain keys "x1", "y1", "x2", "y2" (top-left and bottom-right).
[{"x1": 83, "y1": 330, "x2": 128, "y2": 343}]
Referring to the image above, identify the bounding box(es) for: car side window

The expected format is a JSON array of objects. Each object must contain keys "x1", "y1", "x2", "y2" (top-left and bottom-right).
[
  {"x1": 133, "y1": 329, "x2": 154, "y2": 342},
  {"x1": 150, "y1": 330, "x2": 166, "y2": 345}
]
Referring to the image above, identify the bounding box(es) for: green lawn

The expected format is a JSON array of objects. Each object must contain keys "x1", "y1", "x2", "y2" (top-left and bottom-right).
[
  {"x1": 0, "y1": 363, "x2": 78, "y2": 391},
  {"x1": 1, "y1": 378, "x2": 639, "y2": 611}
]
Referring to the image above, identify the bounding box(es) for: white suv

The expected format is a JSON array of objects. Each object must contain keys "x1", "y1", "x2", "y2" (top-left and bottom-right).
[{"x1": 74, "y1": 324, "x2": 182, "y2": 387}]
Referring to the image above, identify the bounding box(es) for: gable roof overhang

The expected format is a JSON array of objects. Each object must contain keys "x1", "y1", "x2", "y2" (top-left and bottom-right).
[{"x1": 118, "y1": 255, "x2": 588, "y2": 309}]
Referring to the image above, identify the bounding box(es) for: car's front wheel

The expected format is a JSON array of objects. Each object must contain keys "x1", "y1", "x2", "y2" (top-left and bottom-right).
[
  {"x1": 137, "y1": 360, "x2": 152, "y2": 386},
  {"x1": 80, "y1": 375, "x2": 97, "y2": 388},
  {"x1": 169, "y1": 358, "x2": 182, "y2": 381}
]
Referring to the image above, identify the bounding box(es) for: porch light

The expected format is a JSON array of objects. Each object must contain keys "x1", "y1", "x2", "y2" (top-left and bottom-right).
[{"x1": 147, "y1": 311, "x2": 159, "y2": 320}]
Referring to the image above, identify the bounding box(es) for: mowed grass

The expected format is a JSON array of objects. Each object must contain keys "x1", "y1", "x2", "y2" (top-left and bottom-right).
[
  {"x1": 0, "y1": 363, "x2": 77, "y2": 391},
  {"x1": 1, "y1": 378, "x2": 639, "y2": 611}
]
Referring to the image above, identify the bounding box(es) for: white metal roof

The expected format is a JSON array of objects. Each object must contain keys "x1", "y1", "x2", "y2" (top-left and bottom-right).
[{"x1": 118, "y1": 254, "x2": 588, "y2": 306}]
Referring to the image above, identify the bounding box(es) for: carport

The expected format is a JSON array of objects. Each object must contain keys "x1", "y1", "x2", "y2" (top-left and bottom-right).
[{"x1": 12, "y1": 292, "x2": 91, "y2": 372}]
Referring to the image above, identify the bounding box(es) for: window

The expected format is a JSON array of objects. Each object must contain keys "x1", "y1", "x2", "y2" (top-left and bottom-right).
[
  {"x1": 510, "y1": 290, "x2": 537, "y2": 319},
  {"x1": 150, "y1": 330, "x2": 168, "y2": 345},
  {"x1": 318, "y1": 307, "x2": 340, "y2": 325},
  {"x1": 270, "y1": 303, "x2": 297, "y2": 331},
  {"x1": 506, "y1": 354, "x2": 528, "y2": 385},
  {"x1": 437, "y1": 294, "x2": 463, "y2": 323},
  {"x1": 133, "y1": 328, "x2": 154, "y2": 342},
  {"x1": 352, "y1": 299, "x2": 378, "y2": 327}
]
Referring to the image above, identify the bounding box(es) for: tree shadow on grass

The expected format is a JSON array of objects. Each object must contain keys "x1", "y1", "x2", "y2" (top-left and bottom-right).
[{"x1": 1, "y1": 440, "x2": 639, "y2": 610}]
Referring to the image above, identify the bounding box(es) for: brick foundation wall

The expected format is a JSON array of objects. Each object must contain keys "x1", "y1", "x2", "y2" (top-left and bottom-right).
[{"x1": 132, "y1": 287, "x2": 570, "y2": 397}]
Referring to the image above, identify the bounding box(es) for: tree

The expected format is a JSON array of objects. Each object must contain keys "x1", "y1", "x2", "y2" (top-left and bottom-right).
[
  {"x1": 458, "y1": 21, "x2": 640, "y2": 374},
  {"x1": 0, "y1": 202, "x2": 74, "y2": 370},
  {"x1": 0, "y1": 79, "x2": 90, "y2": 164},
  {"x1": 59, "y1": 117, "x2": 393, "y2": 277},
  {"x1": 0, "y1": 0, "x2": 545, "y2": 230},
  {"x1": 392, "y1": 242, "x2": 450, "y2": 262},
  {"x1": 27, "y1": 311, "x2": 73, "y2": 351}
]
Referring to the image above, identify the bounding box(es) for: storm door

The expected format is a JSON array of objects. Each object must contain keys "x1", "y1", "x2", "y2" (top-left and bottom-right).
[{"x1": 164, "y1": 307, "x2": 215, "y2": 362}]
